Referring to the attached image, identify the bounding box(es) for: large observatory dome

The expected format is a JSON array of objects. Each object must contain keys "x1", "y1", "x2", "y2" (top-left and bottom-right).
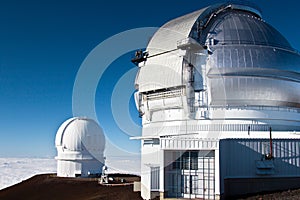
[
  {"x1": 136, "y1": 2, "x2": 300, "y2": 108},
  {"x1": 55, "y1": 117, "x2": 105, "y2": 177},
  {"x1": 134, "y1": 2, "x2": 300, "y2": 131}
]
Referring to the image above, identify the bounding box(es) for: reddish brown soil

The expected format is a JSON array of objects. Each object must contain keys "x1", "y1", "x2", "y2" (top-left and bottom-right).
[
  {"x1": 2, "y1": 174, "x2": 300, "y2": 200},
  {"x1": 238, "y1": 189, "x2": 300, "y2": 200},
  {"x1": 0, "y1": 174, "x2": 142, "y2": 200}
]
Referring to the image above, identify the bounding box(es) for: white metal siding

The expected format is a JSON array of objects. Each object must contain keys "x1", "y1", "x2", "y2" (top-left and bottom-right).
[
  {"x1": 161, "y1": 138, "x2": 219, "y2": 150},
  {"x1": 219, "y1": 139, "x2": 300, "y2": 193}
]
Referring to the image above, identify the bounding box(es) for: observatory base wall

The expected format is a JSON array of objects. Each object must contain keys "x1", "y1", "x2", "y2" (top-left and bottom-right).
[
  {"x1": 223, "y1": 177, "x2": 300, "y2": 199},
  {"x1": 220, "y1": 138, "x2": 300, "y2": 198}
]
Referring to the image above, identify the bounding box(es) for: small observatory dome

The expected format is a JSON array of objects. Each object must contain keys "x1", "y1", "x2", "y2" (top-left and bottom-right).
[{"x1": 55, "y1": 117, "x2": 105, "y2": 177}]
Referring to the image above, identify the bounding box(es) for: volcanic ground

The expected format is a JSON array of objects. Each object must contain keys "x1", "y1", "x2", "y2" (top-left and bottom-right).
[
  {"x1": 1, "y1": 174, "x2": 300, "y2": 200},
  {"x1": 0, "y1": 174, "x2": 143, "y2": 200}
]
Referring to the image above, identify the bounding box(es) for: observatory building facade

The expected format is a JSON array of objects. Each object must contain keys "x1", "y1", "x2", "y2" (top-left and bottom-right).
[
  {"x1": 55, "y1": 117, "x2": 105, "y2": 177},
  {"x1": 133, "y1": 2, "x2": 300, "y2": 199}
]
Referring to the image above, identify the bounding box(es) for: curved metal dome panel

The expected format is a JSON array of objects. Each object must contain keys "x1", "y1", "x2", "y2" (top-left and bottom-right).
[
  {"x1": 136, "y1": 8, "x2": 207, "y2": 92},
  {"x1": 201, "y1": 9, "x2": 300, "y2": 108},
  {"x1": 55, "y1": 117, "x2": 77, "y2": 147},
  {"x1": 200, "y1": 10, "x2": 292, "y2": 49}
]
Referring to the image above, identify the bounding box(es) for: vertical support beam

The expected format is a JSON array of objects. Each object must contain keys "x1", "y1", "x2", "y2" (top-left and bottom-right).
[
  {"x1": 159, "y1": 149, "x2": 164, "y2": 200},
  {"x1": 215, "y1": 148, "x2": 220, "y2": 199},
  {"x1": 141, "y1": 140, "x2": 151, "y2": 200},
  {"x1": 269, "y1": 127, "x2": 273, "y2": 158},
  {"x1": 141, "y1": 164, "x2": 151, "y2": 199}
]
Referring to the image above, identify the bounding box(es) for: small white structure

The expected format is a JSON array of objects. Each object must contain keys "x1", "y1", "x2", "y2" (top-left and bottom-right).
[
  {"x1": 99, "y1": 165, "x2": 109, "y2": 184},
  {"x1": 55, "y1": 117, "x2": 105, "y2": 177}
]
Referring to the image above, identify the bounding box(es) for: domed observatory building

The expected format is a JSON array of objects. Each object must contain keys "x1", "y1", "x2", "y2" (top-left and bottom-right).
[
  {"x1": 55, "y1": 117, "x2": 105, "y2": 177},
  {"x1": 133, "y1": 2, "x2": 300, "y2": 200}
]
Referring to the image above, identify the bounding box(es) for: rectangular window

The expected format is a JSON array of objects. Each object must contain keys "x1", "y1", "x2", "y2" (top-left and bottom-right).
[
  {"x1": 190, "y1": 151, "x2": 198, "y2": 170},
  {"x1": 182, "y1": 151, "x2": 198, "y2": 170},
  {"x1": 182, "y1": 152, "x2": 190, "y2": 170},
  {"x1": 144, "y1": 138, "x2": 160, "y2": 145},
  {"x1": 151, "y1": 167, "x2": 160, "y2": 191}
]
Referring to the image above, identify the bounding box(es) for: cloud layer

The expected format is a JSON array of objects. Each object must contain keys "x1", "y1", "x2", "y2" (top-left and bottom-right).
[{"x1": 0, "y1": 157, "x2": 140, "y2": 190}]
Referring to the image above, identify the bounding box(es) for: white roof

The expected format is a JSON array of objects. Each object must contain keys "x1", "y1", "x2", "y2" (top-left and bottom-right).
[{"x1": 55, "y1": 117, "x2": 105, "y2": 153}]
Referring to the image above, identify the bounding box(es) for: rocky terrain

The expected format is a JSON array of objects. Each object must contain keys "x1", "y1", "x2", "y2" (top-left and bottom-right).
[
  {"x1": 0, "y1": 174, "x2": 142, "y2": 200},
  {"x1": 1, "y1": 174, "x2": 300, "y2": 200}
]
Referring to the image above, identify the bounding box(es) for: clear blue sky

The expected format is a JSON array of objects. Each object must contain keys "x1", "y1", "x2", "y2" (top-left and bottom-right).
[{"x1": 0, "y1": 0, "x2": 299, "y2": 157}]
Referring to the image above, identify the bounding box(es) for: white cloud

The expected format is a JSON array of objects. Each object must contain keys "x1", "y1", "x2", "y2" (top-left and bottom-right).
[
  {"x1": 0, "y1": 158, "x2": 56, "y2": 190},
  {"x1": 106, "y1": 156, "x2": 141, "y2": 175}
]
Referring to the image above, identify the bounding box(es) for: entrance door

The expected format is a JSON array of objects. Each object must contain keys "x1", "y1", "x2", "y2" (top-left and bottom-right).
[
  {"x1": 183, "y1": 174, "x2": 198, "y2": 198},
  {"x1": 197, "y1": 152, "x2": 215, "y2": 199},
  {"x1": 164, "y1": 150, "x2": 215, "y2": 199}
]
